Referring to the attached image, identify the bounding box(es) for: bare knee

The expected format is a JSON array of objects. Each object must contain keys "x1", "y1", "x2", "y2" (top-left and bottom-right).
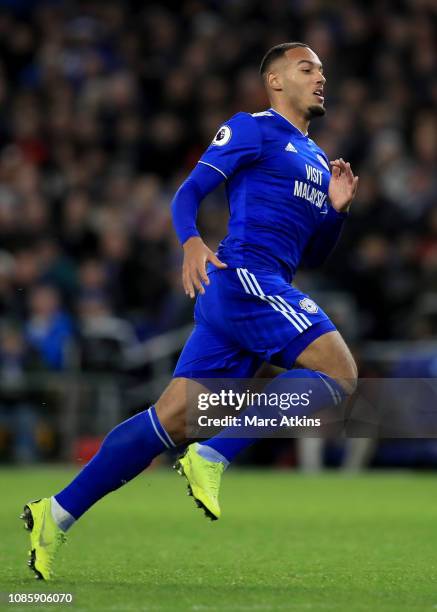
[
  {"x1": 319, "y1": 350, "x2": 358, "y2": 396},
  {"x1": 332, "y1": 356, "x2": 358, "y2": 396},
  {"x1": 155, "y1": 378, "x2": 189, "y2": 444},
  {"x1": 295, "y1": 331, "x2": 358, "y2": 396}
]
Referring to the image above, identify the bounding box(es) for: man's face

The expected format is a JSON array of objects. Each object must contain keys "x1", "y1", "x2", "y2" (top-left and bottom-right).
[{"x1": 268, "y1": 47, "x2": 326, "y2": 119}]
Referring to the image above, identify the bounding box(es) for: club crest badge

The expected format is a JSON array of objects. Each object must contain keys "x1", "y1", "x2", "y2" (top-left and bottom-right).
[
  {"x1": 212, "y1": 125, "x2": 232, "y2": 146},
  {"x1": 299, "y1": 298, "x2": 319, "y2": 314}
]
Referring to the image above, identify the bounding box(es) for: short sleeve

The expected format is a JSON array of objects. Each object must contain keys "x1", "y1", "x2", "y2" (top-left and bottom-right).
[{"x1": 198, "y1": 112, "x2": 262, "y2": 180}]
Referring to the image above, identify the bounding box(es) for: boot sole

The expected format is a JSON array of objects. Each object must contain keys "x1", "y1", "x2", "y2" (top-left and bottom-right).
[{"x1": 174, "y1": 457, "x2": 218, "y2": 521}]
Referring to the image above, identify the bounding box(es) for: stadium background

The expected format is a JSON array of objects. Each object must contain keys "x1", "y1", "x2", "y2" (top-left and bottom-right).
[{"x1": 0, "y1": 0, "x2": 436, "y2": 467}]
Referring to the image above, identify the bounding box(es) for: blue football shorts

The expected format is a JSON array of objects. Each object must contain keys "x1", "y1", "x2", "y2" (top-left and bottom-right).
[{"x1": 174, "y1": 267, "x2": 336, "y2": 378}]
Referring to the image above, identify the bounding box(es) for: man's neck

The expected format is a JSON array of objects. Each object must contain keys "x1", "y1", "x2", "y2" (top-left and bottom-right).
[{"x1": 270, "y1": 103, "x2": 309, "y2": 135}]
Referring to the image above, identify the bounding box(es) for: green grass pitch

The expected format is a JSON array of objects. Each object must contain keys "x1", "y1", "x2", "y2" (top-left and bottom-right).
[{"x1": 0, "y1": 466, "x2": 436, "y2": 611}]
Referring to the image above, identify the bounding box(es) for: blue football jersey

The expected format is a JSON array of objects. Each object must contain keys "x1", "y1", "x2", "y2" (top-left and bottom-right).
[{"x1": 199, "y1": 108, "x2": 333, "y2": 282}]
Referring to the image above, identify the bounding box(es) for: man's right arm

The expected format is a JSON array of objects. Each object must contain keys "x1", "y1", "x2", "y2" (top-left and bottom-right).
[
  {"x1": 171, "y1": 163, "x2": 228, "y2": 298},
  {"x1": 171, "y1": 112, "x2": 262, "y2": 298},
  {"x1": 171, "y1": 163, "x2": 224, "y2": 245}
]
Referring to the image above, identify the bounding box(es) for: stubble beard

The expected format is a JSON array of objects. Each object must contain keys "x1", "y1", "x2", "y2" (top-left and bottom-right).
[{"x1": 306, "y1": 104, "x2": 326, "y2": 119}]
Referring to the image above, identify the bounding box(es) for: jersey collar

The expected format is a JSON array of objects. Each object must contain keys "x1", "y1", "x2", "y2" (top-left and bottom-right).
[{"x1": 269, "y1": 108, "x2": 309, "y2": 138}]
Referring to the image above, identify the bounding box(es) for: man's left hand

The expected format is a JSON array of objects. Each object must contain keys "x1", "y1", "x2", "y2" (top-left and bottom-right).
[{"x1": 329, "y1": 158, "x2": 359, "y2": 213}]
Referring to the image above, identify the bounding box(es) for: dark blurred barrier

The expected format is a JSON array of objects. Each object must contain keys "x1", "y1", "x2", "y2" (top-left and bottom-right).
[{"x1": 0, "y1": 323, "x2": 437, "y2": 465}]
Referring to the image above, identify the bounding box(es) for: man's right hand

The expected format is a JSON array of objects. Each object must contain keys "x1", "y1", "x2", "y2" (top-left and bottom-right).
[{"x1": 182, "y1": 236, "x2": 227, "y2": 298}]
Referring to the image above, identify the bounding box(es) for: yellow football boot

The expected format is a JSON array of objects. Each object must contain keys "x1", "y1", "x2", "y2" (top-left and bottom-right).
[
  {"x1": 20, "y1": 498, "x2": 66, "y2": 580},
  {"x1": 175, "y1": 443, "x2": 224, "y2": 520}
]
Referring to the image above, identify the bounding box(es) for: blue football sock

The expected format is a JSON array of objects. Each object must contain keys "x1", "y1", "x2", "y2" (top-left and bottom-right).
[
  {"x1": 199, "y1": 369, "x2": 345, "y2": 464},
  {"x1": 55, "y1": 406, "x2": 174, "y2": 520}
]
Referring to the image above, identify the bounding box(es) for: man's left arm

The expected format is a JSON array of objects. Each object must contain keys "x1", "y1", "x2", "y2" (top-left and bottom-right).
[{"x1": 302, "y1": 158, "x2": 359, "y2": 268}]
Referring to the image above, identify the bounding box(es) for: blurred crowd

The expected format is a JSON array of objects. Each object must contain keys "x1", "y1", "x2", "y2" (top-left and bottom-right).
[{"x1": 0, "y1": 0, "x2": 435, "y2": 378}]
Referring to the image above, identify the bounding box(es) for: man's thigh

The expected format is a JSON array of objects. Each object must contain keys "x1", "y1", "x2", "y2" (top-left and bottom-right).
[
  {"x1": 294, "y1": 330, "x2": 358, "y2": 393},
  {"x1": 232, "y1": 271, "x2": 357, "y2": 388},
  {"x1": 173, "y1": 322, "x2": 261, "y2": 380}
]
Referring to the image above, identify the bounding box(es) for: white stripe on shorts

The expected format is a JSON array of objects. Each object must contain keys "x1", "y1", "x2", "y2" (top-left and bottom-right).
[
  {"x1": 236, "y1": 268, "x2": 313, "y2": 335},
  {"x1": 239, "y1": 268, "x2": 304, "y2": 332},
  {"x1": 275, "y1": 294, "x2": 311, "y2": 328},
  {"x1": 245, "y1": 269, "x2": 313, "y2": 330},
  {"x1": 238, "y1": 269, "x2": 303, "y2": 331}
]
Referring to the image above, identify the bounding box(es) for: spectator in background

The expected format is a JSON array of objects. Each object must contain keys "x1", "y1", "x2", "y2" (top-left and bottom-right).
[
  {"x1": 25, "y1": 284, "x2": 75, "y2": 370},
  {"x1": 0, "y1": 323, "x2": 41, "y2": 462},
  {"x1": 0, "y1": 0, "x2": 433, "y2": 474},
  {"x1": 0, "y1": 250, "x2": 16, "y2": 318},
  {"x1": 11, "y1": 247, "x2": 41, "y2": 319},
  {"x1": 0, "y1": 0, "x2": 433, "y2": 355},
  {"x1": 78, "y1": 258, "x2": 109, "y2": 302},
  {"x1": 77, "y1": 294, "x2": 136, "y2": 372},
  {"x1": 36, "y1": 236, "x2": 78, "y2": 301},
  {"x1": 59, "y1": 190, "x2": 97, "y2": 261}
]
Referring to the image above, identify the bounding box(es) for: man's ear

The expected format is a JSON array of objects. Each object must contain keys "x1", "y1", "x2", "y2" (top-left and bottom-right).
[{"x1": 267, "y1": 70, "x2": 282, "y2": 92}]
